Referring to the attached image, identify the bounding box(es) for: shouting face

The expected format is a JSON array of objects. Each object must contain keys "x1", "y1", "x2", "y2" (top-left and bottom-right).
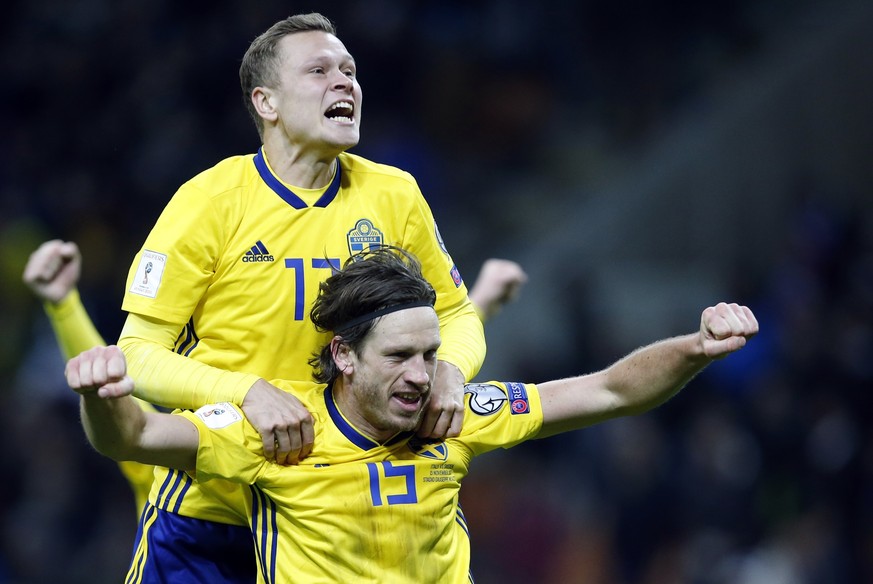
[{"x1": 334, "y1": 306, "x2": 441, "y2": 442}]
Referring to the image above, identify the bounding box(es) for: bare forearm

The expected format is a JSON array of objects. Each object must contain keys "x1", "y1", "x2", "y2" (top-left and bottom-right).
[
  {"x1": 602, "y1": 333, "x2": 710, "y2": 414},
  {"x1": 539, "y1": 334, "x2": 710, "y2": 437},
  {"x1": 80, "y1": 394, "x2": 198, "y2": 469},
  {"x1": 68, "y1": 345, "x2": 200, "y2": 470},
  {"x1": 599, "y1": 302, "x2": 758, "y2": 416},
  {"x1": 80, "y1": 394, "x2": 147, "y2": 461}
]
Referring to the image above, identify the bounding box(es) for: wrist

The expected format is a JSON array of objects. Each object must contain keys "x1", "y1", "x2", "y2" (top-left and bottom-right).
[{"x1": 43, "y1": 287, "x2": 80, "y2": 313}]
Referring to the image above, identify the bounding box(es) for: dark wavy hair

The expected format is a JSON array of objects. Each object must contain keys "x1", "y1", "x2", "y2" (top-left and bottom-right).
[{"x1": 308, "y1": 246, "x2": 437, "y2": 383}]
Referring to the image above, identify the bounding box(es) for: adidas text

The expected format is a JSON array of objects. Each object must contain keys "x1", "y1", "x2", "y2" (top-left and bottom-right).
[{"x1": 242, "y1": 254, "x2": 275, "y2": 263}]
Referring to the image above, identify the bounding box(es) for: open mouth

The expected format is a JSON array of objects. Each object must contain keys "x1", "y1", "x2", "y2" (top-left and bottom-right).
[
  {"x1": 392, "y1": 391, "x2": 424, "y2": 411},
  {"x1": 325, "y1": 100, "x2": 354, "y2": 123}
]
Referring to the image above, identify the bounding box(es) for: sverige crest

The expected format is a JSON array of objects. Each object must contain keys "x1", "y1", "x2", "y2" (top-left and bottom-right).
[{"x1": 347, "y1": 219, "x2": 383, "y2": 254}]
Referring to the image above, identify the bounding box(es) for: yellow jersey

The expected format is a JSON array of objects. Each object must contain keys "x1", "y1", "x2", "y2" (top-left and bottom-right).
[
  {"x1": 121, "y1": 149, "x2": 485, "y2": 525},
  {"x1": 181, "y1": 380, "x2": 542, "y2": 583}
]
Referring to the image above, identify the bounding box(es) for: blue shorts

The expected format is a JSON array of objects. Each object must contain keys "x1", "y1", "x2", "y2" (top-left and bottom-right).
[{"x1": 125, "y1": 504, "x2": 255, "y2": 583}]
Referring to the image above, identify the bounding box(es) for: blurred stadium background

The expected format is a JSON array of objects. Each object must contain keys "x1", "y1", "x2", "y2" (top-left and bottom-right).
[{"x1": 2, "y1": 1, "x2": 871, "y2": 582}]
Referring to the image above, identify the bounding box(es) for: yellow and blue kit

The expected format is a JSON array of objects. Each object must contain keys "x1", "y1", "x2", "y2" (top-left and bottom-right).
[
  {"x1": 120, "y1": 149, "x2": 486, "y2": 582},
  {"x1": 175, "y1": 380, "x2": 542, "y2": 584}
]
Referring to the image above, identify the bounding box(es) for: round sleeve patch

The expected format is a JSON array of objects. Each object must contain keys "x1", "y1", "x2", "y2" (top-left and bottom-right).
[{"x1": 464, "y1": 383, "x2": 507, "y2": 416}]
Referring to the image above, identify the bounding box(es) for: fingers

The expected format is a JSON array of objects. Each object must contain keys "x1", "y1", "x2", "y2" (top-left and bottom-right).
[
  {"x1": 65, "y1": 347, "x2": 100, "y2": 390},
  {"x1": 416, "y1": 408, "x2": 443, "y2": 440},
  {"x1": 242, "y1": 380, "x2": 315, "y2": 465},
  {"x1": 23, "y1": 240, "x2": 82, "y2": 303},
  {"x1": 271, "y1": 426, "x2": 294, "y2": 465},
  {"x1": 96, "y1": 376, "x2": 136, "y2": 399},
  {"x1": 701, "y1": 302, "x2": 759, "y2": 359},
  {"x1": 260, "y1": 427, "x2": 277, "y2": 461},
  {"x1": 23, "y1": 240, "x2": 61, "y2": 285},
  {"x1": 446, "y1": 408, "x2": 464, "y2": 437},
  {"x1": 270, "y1": 413, "x2": 315, "y2": 465},
  {"x1": 266, "y1": 411, "x2": 315, "y2": 465},
  {"x1": 65, "y1": 346, "x2": 131, "y2": 396},
  {"x1": 299, "y1": 422, "x2": 315, "y2": 460},
  {"x1": 64, "y1": 354, "x2": 83, "y2": 389},
  {"x1": 416, "y1": 397, "x2": 464, "y2": 440},
  {"x1": 417, "y1": 361, "x2": 466, "y2": 439},
  {"x1": 705, "y1": 302, "x2": 759, "y2": 338},
  {"x1": 23, "y1": 240, "x2": 76, "y2": 282},
  {"x1": 470, "y1": 259, "x2": 528, "y2": 320},
  {"x1": 106, "y1": 349, "x2": 128, "y2": 379},
  {"x1": 480, "y1": 259, "x2": 527, "y2": 287}
]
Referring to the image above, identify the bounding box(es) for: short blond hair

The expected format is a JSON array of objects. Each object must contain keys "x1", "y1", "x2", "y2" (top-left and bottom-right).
[{"x1": 239, "y1": 13, "x2": 337, "y2": 139}]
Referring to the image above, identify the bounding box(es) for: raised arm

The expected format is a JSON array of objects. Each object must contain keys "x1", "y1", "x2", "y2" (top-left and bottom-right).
[
  {"x1": 22, "y1": 240, "x2": 104, "y2": 355},
  {"x1": 66, "y1": 345, "x2": 199, "y2": 470},
  {"x1": 24, "y1": 240, "x2": 159, "y2": 512},
  {"x1": 538, "y1": 302, "x2": 758, "y2": 438},
  {"x1": 23, "y1": 239, "x2": 82, "y2": 304},
  {"x1": 468, "y1": 259, "x2": 528, "y2": 323}
]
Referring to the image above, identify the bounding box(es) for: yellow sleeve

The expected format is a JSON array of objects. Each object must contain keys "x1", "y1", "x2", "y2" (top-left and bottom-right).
[
  {"x1": 436, "y1": 296, "x2": 486, "y2": 382},
  {"x1": 396, "y1": 178, "x2": 486, "y2": 381},
  {"x1": 118, "y1": 313, "x2": 261, "y2": 409},
  {"x1": 42, "y1": 289, "x2": 104, "y2": 358}
]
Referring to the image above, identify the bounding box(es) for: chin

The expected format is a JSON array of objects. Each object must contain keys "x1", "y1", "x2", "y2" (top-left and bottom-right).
[
  {"x1": 341, "y1": 135, "x2": 360, "y2": 150},
  {"x1": 393, "y1": 414, "x2": 422, "y2": 434}
]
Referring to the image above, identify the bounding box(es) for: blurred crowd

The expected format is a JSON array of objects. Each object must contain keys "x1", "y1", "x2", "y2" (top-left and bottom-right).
[
  {"x1": 462, "y1": 191, "x2": 873, "y2": 583},
  {"x1": 1, "y1": 0, "x2": 871, "y2": 582}
]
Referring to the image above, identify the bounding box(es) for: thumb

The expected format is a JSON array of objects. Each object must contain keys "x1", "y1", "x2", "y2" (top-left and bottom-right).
[
  {"x1": 96, "y1": 376, "x2": 135, "y2": 399},
  {"x1": 703, "y1": 335, "x2": 747, "y2": 359}
]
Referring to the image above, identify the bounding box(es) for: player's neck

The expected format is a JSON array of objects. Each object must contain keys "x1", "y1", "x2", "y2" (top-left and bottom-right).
[
  {"x1": 333, "y1": 380, "x2": 396, "y2": 444},
  {"x1": 262, "y1": 142, "x2": 338, "y2": 189}
]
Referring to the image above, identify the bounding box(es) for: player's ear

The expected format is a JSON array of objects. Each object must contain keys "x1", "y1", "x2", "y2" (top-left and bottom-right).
[
  {"x1": 330, "y1": 336, "x2": 353, "y2": 375},
  {"x1": 251, "y1": 86, "x2": 278, "y2": 123}
]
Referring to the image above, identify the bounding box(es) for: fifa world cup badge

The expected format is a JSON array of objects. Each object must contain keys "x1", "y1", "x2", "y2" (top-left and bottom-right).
[{"x1": 130, "y1": 250, "x2": 167, "y2": 299}]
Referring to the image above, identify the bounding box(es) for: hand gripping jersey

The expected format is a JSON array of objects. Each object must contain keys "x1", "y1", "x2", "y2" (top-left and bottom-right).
[
  {"x1": 120, "y1": 149, "x2": 485, "y2": 581},
  {"x1": 181, "y1": 380, "x2": 543, "y2": 584}
]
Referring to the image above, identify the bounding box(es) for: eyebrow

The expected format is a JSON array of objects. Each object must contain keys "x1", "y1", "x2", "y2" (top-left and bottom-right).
[
  {"x1": 383, "y1": 342, "x2": 440, "y2": 355},
  {"x1": 301, "y1": 52, "x2": 355, "y2": 67}
]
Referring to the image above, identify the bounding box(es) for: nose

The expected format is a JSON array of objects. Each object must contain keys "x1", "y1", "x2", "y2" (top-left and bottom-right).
[
  {"x1": 405, "y1": 355, "x2": 431, "y2": 389},
  {"x1": 330, "y1": 69, "x2": 353, "y2": 92}
]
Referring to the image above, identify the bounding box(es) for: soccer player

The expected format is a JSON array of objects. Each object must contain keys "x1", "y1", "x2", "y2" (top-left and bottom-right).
[
  {"x1": 21, "y1": 239, "x2": 155, "y2": 514},
  {"x1": 116, "y1": 13, "x2": 485, "y2": 581},
  {"x1": 20, "y1": 238, "x2": 521, "y2": 520},
  {"x1": 67, "y1": 247, "x2": 759, "y2": 583}
]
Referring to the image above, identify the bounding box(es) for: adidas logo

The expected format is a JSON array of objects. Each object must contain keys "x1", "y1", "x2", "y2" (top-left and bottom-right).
[{"x1": 242, "y1": 240, "x2": 275, "y2": 263}]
